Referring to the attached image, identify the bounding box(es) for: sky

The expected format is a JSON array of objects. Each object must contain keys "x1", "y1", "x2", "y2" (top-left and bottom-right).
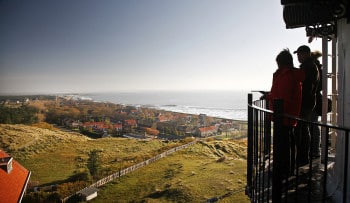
[{"x1": 0, "y1": 0, "x2": 323, "y2": 95}]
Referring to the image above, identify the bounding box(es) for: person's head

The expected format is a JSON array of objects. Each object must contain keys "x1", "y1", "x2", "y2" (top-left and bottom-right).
[
  {"x1": 311, "y1": 50, "x2": 322, "y2": 60},
  {"x1": 311, "y1": 50, "x2": 322, "y2": 68},
  {"x1": 294, "y1": 45, "x2": 311, "y2": 63},
  {"x1": 276, "y1": 49, "x2": 293, "y2": 68}
]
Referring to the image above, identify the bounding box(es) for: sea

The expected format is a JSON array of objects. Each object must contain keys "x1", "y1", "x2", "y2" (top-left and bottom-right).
[{"x1": 79, "y1": 90, "x2": 249, "y2": 121}]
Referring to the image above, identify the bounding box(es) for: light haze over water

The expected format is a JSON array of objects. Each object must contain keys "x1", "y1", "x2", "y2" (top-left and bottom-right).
[{"x1": 86, "y1": 91, "x2": 247, "y2": 121}]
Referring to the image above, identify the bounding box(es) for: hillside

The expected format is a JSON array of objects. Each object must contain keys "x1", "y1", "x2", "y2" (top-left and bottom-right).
[
  {"x1": 0, "y1": 124, "x2": 179, "y2": 184},
  {"x1": 0, "y1": 124, "x2": 249, "y2": 202},
  {"x1": 93, "y1": 139, "x2": 249, "y2": 203}
]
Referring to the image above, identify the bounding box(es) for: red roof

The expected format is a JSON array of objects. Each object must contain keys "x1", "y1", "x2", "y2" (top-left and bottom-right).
[
  {"x1": 0, "y1": 150, "x2": 31, "y2": 203},
  {"x1": 114, "y1": 123, "x2": 122, "y2": 129},
  {"x1": 124, "y1": 119, "x2": 137, "y2": 125},
  {"x1": 82, "y1": 122, "x2": 108, "y2": 129},
  {"x1": 199, "y1": 126, "x2": 217, "y2": 133}
]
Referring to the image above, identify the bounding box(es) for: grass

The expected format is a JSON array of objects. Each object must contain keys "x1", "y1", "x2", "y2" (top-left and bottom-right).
[
  {"x1": 0, "y1": 124, "x2": 172, "y2": 185},
  {"x1": 0, "y1": 124, "x2": 249, "y2": 202},
  {"x1": 93, "y1": 140, "x2": 249, "y2": 203}
]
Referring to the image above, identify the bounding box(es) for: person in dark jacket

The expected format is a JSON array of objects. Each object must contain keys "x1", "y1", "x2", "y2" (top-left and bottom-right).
[
  {"x1": 310, "y1": 50, "x2": 323, "y2": 158},
  {"x1": 265, "y1": 49, "x2": 305, "y2": 176},
  {"x1": 294, "y1": 45, "x2": 320, "y2": 166}
]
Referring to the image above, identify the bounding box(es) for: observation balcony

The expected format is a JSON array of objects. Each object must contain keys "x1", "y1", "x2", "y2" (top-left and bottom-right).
[{"x1": 246, "y1": 93, "x2": 349, "y2": 203}]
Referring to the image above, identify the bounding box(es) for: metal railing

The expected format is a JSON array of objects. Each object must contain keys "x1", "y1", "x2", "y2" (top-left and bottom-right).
[{"x1": 246, "y1": 93, "x2": 350, "y2": 203}]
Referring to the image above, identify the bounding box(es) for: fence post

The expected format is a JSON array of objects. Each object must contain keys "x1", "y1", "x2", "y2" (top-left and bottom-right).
[
  {"x1": 272, "y1": 99, "x2": 284, "y2": 202},
  {"x1": 246, "y1": 93, "x2": 253, "y2": 196}
]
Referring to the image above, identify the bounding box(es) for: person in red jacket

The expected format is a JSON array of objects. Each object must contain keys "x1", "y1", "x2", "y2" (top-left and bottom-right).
[{"x1": 265, "y1": 49, "x2": 305, "y2": 176}]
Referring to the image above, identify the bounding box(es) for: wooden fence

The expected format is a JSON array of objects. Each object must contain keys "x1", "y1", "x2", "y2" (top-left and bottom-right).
[{"x1": 61, "y1": 140, "x2": 197, "y2": 202}]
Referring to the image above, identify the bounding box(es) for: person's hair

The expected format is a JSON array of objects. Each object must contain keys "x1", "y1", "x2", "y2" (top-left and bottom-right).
[
  {"x1": 311, "y1": 50, "x2": 322, "y2": 60},
  {"x1": 276, "y1": 49, "x2": 293, "y2": 67}
]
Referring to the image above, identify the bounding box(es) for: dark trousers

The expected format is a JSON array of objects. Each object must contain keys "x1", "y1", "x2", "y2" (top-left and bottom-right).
[
  {"x1": 295, "y1": 109, "x2": 313, "y2": 167},
  {"x1": 280, "y1": 125, "x2": 295, "y2": 176},
  {"x1": 310, "y1": 111, "x2": 321, "y2": 157}
]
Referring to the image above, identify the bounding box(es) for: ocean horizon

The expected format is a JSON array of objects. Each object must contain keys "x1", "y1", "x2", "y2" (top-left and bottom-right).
[{"x1": 81, "y1": 90, "x2": 248, "y2": 121}]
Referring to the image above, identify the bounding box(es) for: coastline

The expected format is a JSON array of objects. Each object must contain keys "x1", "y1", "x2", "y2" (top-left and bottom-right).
[
  {"x1": 84, "y1": 91, "x2": 248, "y2": 121},
  {"x1": 0, "y1": 92, "x2": 248, "y2": 121}
]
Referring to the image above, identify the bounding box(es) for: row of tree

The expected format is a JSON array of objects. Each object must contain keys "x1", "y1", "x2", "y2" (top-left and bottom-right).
[{"x1": 0, "y1": 105, "x2": 38, "y2": 124}]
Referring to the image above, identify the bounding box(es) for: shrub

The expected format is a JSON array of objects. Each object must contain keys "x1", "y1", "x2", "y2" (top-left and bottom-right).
[
  {"x1": 68, "y1": 170, "x2": 91, "y2": 182},
  {"x1": 31, "y1": 122, "x2": 55, "y2": 130},
  {"x1": 206, "y1": 137, "x2": 215, "y2": 142},
  {"x1": 217, "y1": 156, "x2": 226, "y2": 162},
  {"x1": 23, "y1": 191, "x2": 60, "y2": 203}
]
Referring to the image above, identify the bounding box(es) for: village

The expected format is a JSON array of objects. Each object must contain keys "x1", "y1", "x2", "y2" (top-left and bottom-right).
[
  {"x1": 58, "y1": 96, "x2": 241, "y2": 139},
  {"x1": 0, "y1": 95, "x2": 247, "y2": 202},
  {"x1": 0, "y1": 95, "x2": 243, "y2": 140}
]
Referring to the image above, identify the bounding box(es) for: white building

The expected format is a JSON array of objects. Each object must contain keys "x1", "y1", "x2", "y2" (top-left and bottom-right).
[{"x1": 78, "y1": 187, "x2": 98, "y2": 201}]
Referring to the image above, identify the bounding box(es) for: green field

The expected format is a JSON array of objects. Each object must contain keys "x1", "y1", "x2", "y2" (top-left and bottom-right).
[
  {"x1": 0, "y1": 124, "x2": 249, "y2": 202},
  {"x1": 93, "y1": 141, "x2": 249, "y2": 203}
]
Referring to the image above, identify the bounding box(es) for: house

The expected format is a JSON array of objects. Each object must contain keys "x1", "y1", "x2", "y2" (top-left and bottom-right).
[
  {"x1": 279, "y1": 1, "x2": 350, "y2": 201},
  {"x1": 130, "y1": 109, "x2": 138, "y2": 114},
  {"x1": 0, "y1": 150, "x2": 31, "y2": 203},
  {"x1": 176, "y1": 125, "x2": 195, "y2": 136},
  {"x1": 199, "y1": 114, "x2": 207, "y2": 126},
  {"x1": 63, "y1": 118, "x2": 81, "y2": 129},
  {"x1": 113, "y1": 123, "x2": 123, "y2": 131},
  {"x1": 157, "y1": 114, "x2": 170, "y2": 122},
  {"x1": 122, "y1": 119, "x2": 137, "y2": 133},
  {"x1": 82, "y1": 122, "x2": 108, "y2": 131},
  {"x1": 124, "y1": 119, "x2": 137, "y2": 128},
  {"x1": 156, "y1": 113, "x2": 176, "y2": 123},
  {"x1": 78, "y1": 187, "x2": 98, "y2": 201},
  {"x1": 198, "y1": 126, "x2": 218, "y2": 137}
]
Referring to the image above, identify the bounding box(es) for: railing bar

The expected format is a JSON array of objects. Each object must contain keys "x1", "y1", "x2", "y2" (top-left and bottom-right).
[
  {"x1": 254, "y1": 108, "x2": 259, "y2": 202},
  {"x1": 272, "y1": 99, "x2": 283, "y2": 203},
  {"x1": 257, "y1": 108, "x2": 261, "y2": 202},
  {"x1": 249, "y1": 104, "x2": 350, "y2": 131},
  {"x1": 323, "y1": 127, "x2": 330, "y2": 203},
  {"x1": 258, "y1": 109, "x2": 261, "y2": 202},
  {"x1": 267, "y1": 110, "x2": 272, "y2": 202},
  {"x1": 255, "y1": 108, "x2": 260, "y2": 203},
  {"x1": 252, "y1": 109, "x2": 255, "y2": 202},
  {"x1": 263, "y1": 102, "x2": 268, "y2": 203},
  {"x1": 247, "y1": 94, "x2": 253, "y2": 198},
  {"x1": 343, "y1": 130, "x2": 349, "y2": 203},
  {"x1": 257, "y1": 109, "x2": 261, "y2": 202},
  {"x1": 255, "y1": 109, "x2": 259, "y2": 166},
  {"x1": 264, "y1": 104, "x2": 269, "y2": 203},
  {"x1": 308, "y1": 123, "x2": 315, "y2": 202},
  {"x1": 265, "y1": 102, "x2": 272, "y2": 202},
  {"x1": 260, "y1": 105, "x2": 264, "y2": 202},
  {"x1": 295, "y1": 164, "x2": 299, "y2": 201},
  {"x1": 261, "y1": 110, "x2": 266, "y2": 202},
  {"x1": 259, "y1": 106, "x2": 265, "y2": 201}
]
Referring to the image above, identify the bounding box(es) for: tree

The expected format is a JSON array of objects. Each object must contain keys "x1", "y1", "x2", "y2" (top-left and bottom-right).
[
  {"x1": 0, "y1": 105, "x2": 38, "y2": 124},
  {"x1": 145, "y1": 127, "x2": 160, "y2": 136},
  {"x1": 87, "y1": 149, "x2": 102, "y2": 178}
]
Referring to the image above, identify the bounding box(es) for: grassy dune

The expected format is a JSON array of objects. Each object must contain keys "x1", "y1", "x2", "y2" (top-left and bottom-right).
[
  {"x1": 94, "y1": 140, "x2": 249, "y2": 203},
  {"x1": 0, "y1": 124, "x2": 174, "y2": 185},
  {"x1": 0, "y1": 124, "x2": 249, "y2": 202}
]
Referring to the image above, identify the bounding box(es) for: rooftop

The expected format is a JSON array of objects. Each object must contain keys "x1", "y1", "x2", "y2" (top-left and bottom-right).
[{"x1": 0, "y1": 150, "x2": 31, "y2": 203}]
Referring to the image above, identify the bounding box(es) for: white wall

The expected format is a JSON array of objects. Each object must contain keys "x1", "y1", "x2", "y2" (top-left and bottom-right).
[{"x1": 329, "y1": 18, "x2": 350, "y2": 202}]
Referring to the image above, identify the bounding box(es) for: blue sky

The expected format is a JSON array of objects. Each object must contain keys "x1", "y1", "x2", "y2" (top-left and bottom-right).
[{"x1": 0, "y1": 0, "x2": 322, "y2": 94}]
